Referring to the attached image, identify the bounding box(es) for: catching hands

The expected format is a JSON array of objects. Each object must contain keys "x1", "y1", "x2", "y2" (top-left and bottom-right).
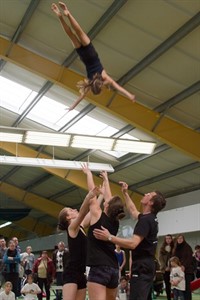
[
  {"x1": 81, "y1": 162, "x2": 92, "y2": 175},
  {"x1": 119, "y1": 181, "x2": 129, "y2": 194},
  {"x1": 99, "y1": 170, "x2": 108, "y2": 181},
  {"x1": 93, "y1": 226, "x2": 111, "y2": 241}
]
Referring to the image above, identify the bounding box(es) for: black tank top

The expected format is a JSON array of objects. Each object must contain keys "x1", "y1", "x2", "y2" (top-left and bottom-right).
[
  {"x1": 76, "y1": 43, "x2": 104, "y2": 80},
  {"x1": 87, "y1": 212, "x2": 119, "y2": 268},
  {"x1": 67, "y1": 226, "x2": 87, "y2": 272}
]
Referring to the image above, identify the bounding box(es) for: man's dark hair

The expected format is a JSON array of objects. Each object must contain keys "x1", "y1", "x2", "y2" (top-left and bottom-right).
[{"x1": 151, "y1": 191, "x2": 166, "y2": 215}]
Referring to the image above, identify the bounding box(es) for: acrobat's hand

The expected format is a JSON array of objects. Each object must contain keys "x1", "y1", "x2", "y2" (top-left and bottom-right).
[
  {"x1": 93, "y1": 226, "x2": 110, "y2": 241},
  {"x1": 129, "y1": 94, "x2": 136, "y2": 102}
]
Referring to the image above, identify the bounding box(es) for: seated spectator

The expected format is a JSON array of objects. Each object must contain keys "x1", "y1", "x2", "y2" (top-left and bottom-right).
[
  {"x1": 0, "y1": 281, "x2": 15, "y2": 300},
  {"x1": 116, "y1": 276, "x2": 130, "y2": 300},
  {"x1": 21, "y1": 274, "x2": 41, "y2": 300}
]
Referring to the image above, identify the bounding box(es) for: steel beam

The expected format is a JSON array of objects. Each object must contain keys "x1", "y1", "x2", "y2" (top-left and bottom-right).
[{"x1": 0, "y1": 37, "x2": 199, "y2": 161}]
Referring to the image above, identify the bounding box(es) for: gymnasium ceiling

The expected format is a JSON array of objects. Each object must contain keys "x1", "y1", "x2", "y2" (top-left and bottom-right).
[{"x1": 0, "y1": 0, "x2": 200, "y2": 241}]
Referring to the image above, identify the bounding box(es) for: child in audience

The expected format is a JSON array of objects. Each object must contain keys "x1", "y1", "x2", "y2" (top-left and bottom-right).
[
  {"x1": 0, "y1": 281, "x2": 15, "y2": 300},
  {"x1": 170, "y1": 256, "x2": 185, "y2": 300},
  {"x1": 21, "y1": 274, "x2": 41, "y2": 300}
]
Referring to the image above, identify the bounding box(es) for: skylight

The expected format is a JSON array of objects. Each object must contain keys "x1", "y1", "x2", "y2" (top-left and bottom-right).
[{"x1": 0, "y1": 76, "x2": 37, "y2": 113}]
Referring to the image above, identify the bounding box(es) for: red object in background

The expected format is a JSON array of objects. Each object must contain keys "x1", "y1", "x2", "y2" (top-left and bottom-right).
[{"x1": 190, "y1": 278, "x2": 200, "y2": 291}]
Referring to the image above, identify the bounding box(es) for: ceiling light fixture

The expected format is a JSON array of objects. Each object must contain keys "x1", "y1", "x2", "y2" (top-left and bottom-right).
[
  {"x1": 0, "y1": 221, "x2": 12, "y2": 229},
  {"x1": 0, "y1": 156, "x2": 114, "y2": 172},
  {"x1": 0, "y1": 127, "x2": 156, "y2": 154}
]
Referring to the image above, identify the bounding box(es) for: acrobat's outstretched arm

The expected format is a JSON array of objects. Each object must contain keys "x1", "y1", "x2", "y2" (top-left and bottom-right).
[{"x1": 102, "y1": 71, "x2": 135, "y2": 101}]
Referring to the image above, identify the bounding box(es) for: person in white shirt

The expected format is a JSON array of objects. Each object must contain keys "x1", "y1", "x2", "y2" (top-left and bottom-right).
[
  {"x1": 169, "y1": 256, "x2": 185, "y2": 300},
  {"x1": 0, "y1": 281, "x2": 15, "y2": 300},
  {"x1": 21, "y1": 274, "x2": 41, "y2": 300}
]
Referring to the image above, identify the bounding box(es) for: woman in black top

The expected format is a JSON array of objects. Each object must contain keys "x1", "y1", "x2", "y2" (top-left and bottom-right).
[
  {"x1": 58, "y1": 187, "x2": 99, "y2": 300},
  {"x1": 51, "y1": 2, "x2": 135, "y2": 110},
  {"x1": 82, "y1": 169, "x2": 125, "y2": 300}
]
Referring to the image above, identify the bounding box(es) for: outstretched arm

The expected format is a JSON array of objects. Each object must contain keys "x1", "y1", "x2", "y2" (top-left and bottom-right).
[
  {"x1": 119, "y1": 181, "x2": 140, "y2": 219},
  {"x1": 102, "y1": 71, "x2": 135, "y2": 101},
  {"x1": 67, "y1": 92, "x2": 87, "y2": 111},
  {"x1": 99, "y1": 171, "x2": 112, "y2": 203},
  {"x1": 69, "y1": 187, "x2": 99, "y2": 232}
]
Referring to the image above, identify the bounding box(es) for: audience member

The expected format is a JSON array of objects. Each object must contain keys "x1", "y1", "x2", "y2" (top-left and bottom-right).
[
  {"x1": 21, "y1": 246, "x2": 35, "y2": 276},
  {"x1": 173, "y1": 234, "x2": 194, "y2": 300},
  {"x1": 159, "y1": 234, "x2": 174, "y2": 300},
  {"x1": 11, "y1": 237, "x2": 21, "y2": 254},
  {"x1": 169, "y1": 256, "x2": 185, "y2": 300},
  {"x1": 32, "y1": 251, "x2": 55, "y2": 300},
  {"x1": 116, "y1": 276, "x2": 130, "y2": 300},
  {"x1": 21, "y1": 273, "x2": 41, "y2": 300},
  {"x1": 0, "y1": 237, "x2": 7, "y2": 288},
  {"x1": 0, "y1": 281, "x2": 15, "y2": 300},
  {"x1": 193, "y1": 244, "x2": 200, "y2": 279},
  {"x1": 115, "y1": 245, "x2": 126, "y2": 277},
  {"x1": 3, "y1": 240, "x2": 21, "y2": 297},
  {"x1": 52, "y1": 241, "x2": 70, "y2": 300}
]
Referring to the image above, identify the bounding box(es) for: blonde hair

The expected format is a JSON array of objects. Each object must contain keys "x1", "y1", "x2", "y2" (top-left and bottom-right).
[
  {"x1": 169, "y1": 256, "x2": 181, "y2": 266},
  {"x1": 77, "y1": 73, "x2": 103, "y2": 95},
  {"x1": 4, "y1": 281, "x2": 13, "y2": 289}
]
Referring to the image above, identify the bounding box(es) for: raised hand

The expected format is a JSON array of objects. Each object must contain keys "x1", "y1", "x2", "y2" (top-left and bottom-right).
[{"x1": 119, "y1": 181, "x2": 128, "y2": 194}]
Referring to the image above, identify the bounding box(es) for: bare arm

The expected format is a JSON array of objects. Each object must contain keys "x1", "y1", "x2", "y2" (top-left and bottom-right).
[
  {"x1": 93, "y1": 226, "x2": 143, "y2": 249},
  {"x1": 67, "y1": 92, "x2": 87, "y2": 111},
  {"x1": 100, "y1": 171, "x2": 112, "y2": 203},
  {"x1": 119, "y1": 181, "x2": 140, "y2": 219},
  {"x1": 102, "y1": 71, "x2": 135, "y2": 101},
  {"x1": 69, "y1": 187, "x2": 99, "y2": 233},
  {"x1": 120, "y1": 250, "x2": 126, "y2": 271}
]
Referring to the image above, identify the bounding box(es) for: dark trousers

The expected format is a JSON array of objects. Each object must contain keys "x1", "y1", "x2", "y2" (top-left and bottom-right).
[
  {"x1": 184, "y1": 273, "x2": 194, "y2": 300},
  {"x1": 55, "y1": 272, "x2": 63, "y2": 300},
  {"x1": 37, "y1": 277, "x2": 50, "y2": 300},
  {"x1": 129, "y1": 257, "x2": 155, "y2": 300},
  {"x1": 164, "y1": 271, "x2": 172, "y2": 300}
]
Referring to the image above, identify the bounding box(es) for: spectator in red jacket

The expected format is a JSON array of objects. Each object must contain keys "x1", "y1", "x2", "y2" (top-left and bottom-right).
[{"x1": 32, "y1": 251, "x2": 55, "y2": 300}]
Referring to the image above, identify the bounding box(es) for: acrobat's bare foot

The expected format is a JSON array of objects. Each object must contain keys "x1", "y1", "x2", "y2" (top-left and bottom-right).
[
  {"x1": 51, "y1": 3, "x2": 62, "y2": 17},
  {"x1": 59, "y1": 2, "x2": 70, "y2": 17}
]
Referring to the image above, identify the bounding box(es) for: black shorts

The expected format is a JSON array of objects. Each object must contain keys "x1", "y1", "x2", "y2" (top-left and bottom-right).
[
  {"x1": 88, "y1": 265, "x2": 119, "y2": 289},
  {"x1": 63, "y1": 269, "x2": 87, "y2": 290}
]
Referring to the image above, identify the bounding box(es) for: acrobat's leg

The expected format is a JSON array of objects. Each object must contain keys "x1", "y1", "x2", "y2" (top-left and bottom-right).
[
  {"x1": 59, "y1": 2, "x2": 90, "y2": 46},
  {"x1": 51, "y1": 3, "x2": 81, "y2": 48}
]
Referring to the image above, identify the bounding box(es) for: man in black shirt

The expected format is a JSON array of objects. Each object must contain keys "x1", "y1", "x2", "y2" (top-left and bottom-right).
[{"x1": 94, "y1": 181, "x2": 166, "y2": 300}]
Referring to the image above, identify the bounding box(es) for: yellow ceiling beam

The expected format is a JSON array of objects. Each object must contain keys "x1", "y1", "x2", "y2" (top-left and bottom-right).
[
  {"x1": 0, "y1": 217, "x2": 54, "y2": 240},
  {"x1": 0, "y1": 142, "x2": 142, "y2": 208},
  {"x1": 0, "y1": 181, "x2": 63, "y2": 218},
  {"x1": 0, "y1": 37, "x2": 199, "y2": 161},
  {"x1": 0, "y1": 227, "x2": 27, "y2": 240}
]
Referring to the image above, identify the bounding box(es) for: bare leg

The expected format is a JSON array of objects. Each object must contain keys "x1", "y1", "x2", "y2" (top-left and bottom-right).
[
  {"x1": 59, "y1": 2, "x2": 90, "y2": 46},
  {"x1": 51, "y1": 3, "x2": 81, "y2": 48}
]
